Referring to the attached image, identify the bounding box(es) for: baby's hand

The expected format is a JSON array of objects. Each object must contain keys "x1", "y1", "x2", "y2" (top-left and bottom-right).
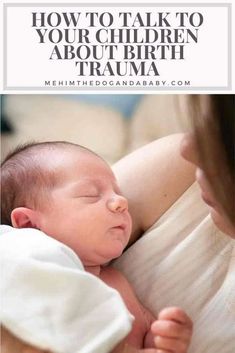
[{"x1": 151, "y1": 307, "x2": 193, "y2": 353}]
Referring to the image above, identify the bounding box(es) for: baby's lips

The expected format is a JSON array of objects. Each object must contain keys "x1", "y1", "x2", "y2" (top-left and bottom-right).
[{"x1": 111, "y1": 223, "x2": 126, "y2": 231}]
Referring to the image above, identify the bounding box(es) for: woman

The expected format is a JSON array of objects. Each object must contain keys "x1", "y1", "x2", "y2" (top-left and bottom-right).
[
  {"x1": 181, "y1": 95, "x2": 234, "y2": 236},
  {"x1": 114, "y1": 94, "x2": 234, "y2": 353}
]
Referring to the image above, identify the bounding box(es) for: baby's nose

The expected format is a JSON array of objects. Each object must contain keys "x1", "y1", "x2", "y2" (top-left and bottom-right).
[{"x1": 108, "y1": 195, "x2": 128, "y2": 213}]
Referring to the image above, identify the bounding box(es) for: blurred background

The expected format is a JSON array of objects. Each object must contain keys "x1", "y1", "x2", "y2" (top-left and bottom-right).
[{"x1": 1, "y1": 94, "x2": 190, "y2": 164}]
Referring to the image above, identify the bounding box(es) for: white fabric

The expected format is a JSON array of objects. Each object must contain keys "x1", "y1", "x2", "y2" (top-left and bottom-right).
[
  {"x1": 0, "y1": 226, "x2": 133, "y2": 353},
  {"x1": 114, "y1": 183, "x2": 235, "y2": 353}
]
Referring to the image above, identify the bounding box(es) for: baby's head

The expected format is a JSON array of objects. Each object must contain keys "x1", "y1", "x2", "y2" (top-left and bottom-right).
[{"x1": 1, "y1": 141, "x2": 132, "y2": 266}]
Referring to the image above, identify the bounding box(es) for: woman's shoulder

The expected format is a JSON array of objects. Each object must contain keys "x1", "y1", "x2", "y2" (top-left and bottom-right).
[{"x1": 113, "y1": 134, "x2": 196, "y2": 245}]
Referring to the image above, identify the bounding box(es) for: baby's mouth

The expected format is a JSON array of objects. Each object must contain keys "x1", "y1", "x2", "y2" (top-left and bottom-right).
[{"x1": 112, "y1": 224, "x2": 125, "y2": 231}]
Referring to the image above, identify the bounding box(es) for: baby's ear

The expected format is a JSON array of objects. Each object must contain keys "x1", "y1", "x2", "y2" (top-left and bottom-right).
[{"x1": 11, "y1": 207, "x2": 39, "y2": 229}]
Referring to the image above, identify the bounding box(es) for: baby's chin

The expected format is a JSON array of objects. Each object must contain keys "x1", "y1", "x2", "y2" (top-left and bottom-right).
[
  {"x1": 107, "y1": 238, "x2": 128, "y2": 260},
  {"x1": 83, "y1": 241, "x2": 128, "y2": 268}
]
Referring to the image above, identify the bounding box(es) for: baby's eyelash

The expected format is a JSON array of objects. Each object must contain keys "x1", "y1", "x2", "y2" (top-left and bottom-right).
[{"x1": 83, "y1": 195, "x2": 99, "y2": 198}]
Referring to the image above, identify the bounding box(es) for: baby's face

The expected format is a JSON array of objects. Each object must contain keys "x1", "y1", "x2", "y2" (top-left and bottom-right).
[{"x1": 37, "y1": 149, "x2": 132, "y2": 266}]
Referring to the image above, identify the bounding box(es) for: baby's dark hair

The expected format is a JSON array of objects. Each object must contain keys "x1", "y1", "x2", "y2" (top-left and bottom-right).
[{"x1": 1, "y1": 141, "x2": 98, "y2": 225}]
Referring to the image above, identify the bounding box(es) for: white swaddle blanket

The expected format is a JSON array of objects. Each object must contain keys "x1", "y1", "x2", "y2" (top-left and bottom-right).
[
  {"x1": 0, "y1": 226, "x2": 133, "y2": 353},
  {"x1": 114, "y1": 183, "x2": 235, "y2": 353}
]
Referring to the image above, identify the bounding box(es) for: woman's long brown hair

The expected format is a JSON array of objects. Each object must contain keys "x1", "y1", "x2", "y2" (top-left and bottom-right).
[{"x1": 189, "y1": 95, "x2": 234, "y2": 225}]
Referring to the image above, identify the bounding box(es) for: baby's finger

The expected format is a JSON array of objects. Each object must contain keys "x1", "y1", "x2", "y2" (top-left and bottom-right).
[
  {"x1": 154, "y1": 336, "x2": 189, "y2": 353},
  {"x1": 158, "y1": 307, "x2": 192, "y2": 327},
  {"x1": 151, "y1": 320, "x2": 191, "y2": 340}
]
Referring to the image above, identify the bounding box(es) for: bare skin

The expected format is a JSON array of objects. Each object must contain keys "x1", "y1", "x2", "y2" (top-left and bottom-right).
[
  {"x1": 113, "y1": 134, "x2": 195, "y2": 246},
  {"x1": 99, "y1": 267, "x2": 192, "y2": 353}
]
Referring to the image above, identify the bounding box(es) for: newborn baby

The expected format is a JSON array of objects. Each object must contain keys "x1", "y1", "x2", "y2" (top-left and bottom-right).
[{"x1": 1, "y1": 141, "x2": 193, "y2": 353}]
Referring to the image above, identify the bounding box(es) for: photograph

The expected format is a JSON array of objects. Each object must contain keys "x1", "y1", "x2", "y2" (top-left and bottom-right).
[{"x1": 1, "y1": 1, "x2": 234, "y2": 353}]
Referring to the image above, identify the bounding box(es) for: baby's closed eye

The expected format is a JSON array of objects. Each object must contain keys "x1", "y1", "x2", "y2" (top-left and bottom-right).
[
  {"x1": 81, "y1": 194, "x2": 100, "y2": 198},
  {"x1": 75, "y1": 185, "x2": 100, "y2": 198},
  {"x1": 78, "y1": 188, "x2": 101, "y2": 200},
  {"x1": 78, "y1": 194, "x2": 101, "y2": 203}
]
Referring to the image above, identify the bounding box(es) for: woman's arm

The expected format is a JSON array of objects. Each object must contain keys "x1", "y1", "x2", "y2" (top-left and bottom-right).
[{"x1": 113, "y1": 134, "x2": 195, "y2": 245}]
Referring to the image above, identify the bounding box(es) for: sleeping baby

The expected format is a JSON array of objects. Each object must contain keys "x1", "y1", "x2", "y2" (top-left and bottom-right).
[{"x1": 1, "y1": 141, "x2": 193, "y2": 353}]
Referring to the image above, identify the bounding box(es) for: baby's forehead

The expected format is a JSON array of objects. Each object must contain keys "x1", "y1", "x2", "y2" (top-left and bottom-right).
[
  {"x1": 43, "y1": 146, "x2": 117, "y2": 183},
  {"x1": 41, "y1": 145, "x2": 98, "y2": 168}
]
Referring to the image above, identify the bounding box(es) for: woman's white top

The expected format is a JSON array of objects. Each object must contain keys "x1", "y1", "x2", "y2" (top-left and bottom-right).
[{"x1": 115, "y1": 183, "x2": 235, "y2": 353}]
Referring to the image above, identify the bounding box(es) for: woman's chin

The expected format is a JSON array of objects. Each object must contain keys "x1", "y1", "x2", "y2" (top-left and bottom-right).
[{"x1": 210, "y1": 208, "x2": 235, "y2": 238}]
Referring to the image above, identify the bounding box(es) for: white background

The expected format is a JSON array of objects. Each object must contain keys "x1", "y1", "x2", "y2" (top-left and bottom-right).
[{"x1": 0, "y1": 0, "x2": 234, "y2": 93}]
